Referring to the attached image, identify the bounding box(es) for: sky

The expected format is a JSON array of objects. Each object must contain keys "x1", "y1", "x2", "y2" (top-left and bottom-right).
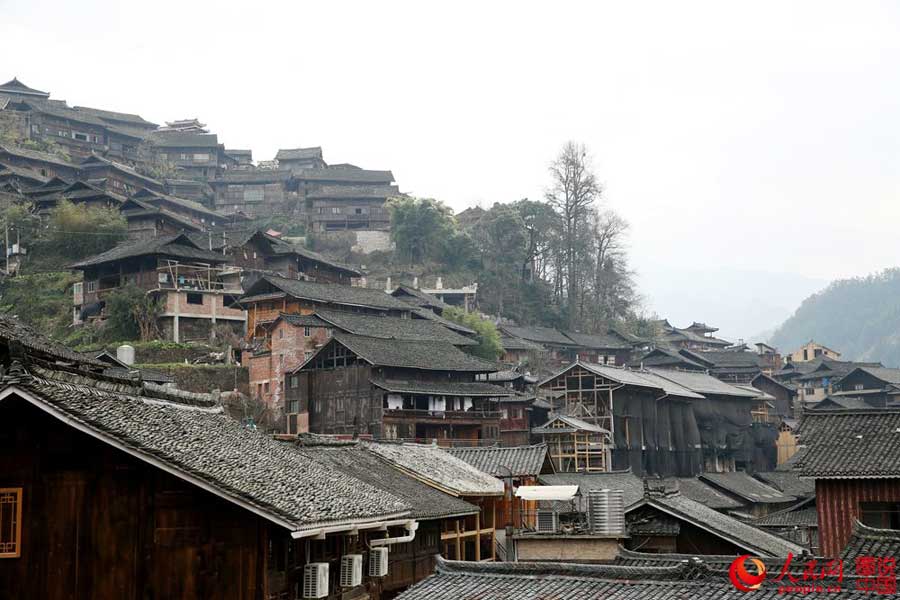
[{"x1": 4, "y1": 0, "x2": 900, "y2": 341}]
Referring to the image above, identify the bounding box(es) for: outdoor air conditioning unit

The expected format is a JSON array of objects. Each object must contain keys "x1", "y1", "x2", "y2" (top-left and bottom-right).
[
  {"x1": 536, "y1": 510, "x2": 559, "y2": 534},
  {"x1": 588, "y1": 489, "x2": 626, "y2": 536},
  {"x1": 302, "y1": 563, "x2": 329, "y2": 599},
  {"x1": 369, "y1": 547, "x2": 389, "y2": 577},
  {"x1": 340, "y1": 554, "x2": 363, "y2": 588}
]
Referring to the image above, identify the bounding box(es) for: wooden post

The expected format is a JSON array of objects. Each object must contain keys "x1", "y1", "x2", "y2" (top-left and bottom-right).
[
  {"x1": 491, "y1": 500, "x2": 497, "y2": 560},
  {"x1": 475, "y1": 510, "x2": 481, "y2": 561},
  {"x1": 455, "y1": 519, "x2": 461, "y2": 560}
]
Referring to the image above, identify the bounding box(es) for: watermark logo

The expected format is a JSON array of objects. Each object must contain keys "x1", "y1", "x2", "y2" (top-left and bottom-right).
[{"x1": 729, "y1": 555, "x2": 767, "y2": 592}]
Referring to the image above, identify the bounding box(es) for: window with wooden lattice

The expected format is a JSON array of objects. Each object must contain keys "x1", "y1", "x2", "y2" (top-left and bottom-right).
[{"x1": 0, "y1": 488, "x2": 22, "y2": 558}]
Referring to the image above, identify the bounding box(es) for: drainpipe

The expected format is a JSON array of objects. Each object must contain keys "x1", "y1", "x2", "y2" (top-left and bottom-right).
[{"x1": 369, "y1": 520, "x2": 418, "y2": 547}]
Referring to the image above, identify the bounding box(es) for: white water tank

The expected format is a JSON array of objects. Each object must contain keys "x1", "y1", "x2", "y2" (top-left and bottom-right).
[
  {"x1": 117, "y1": 344, "x2": 135, "y2": 366},
  {"x1": 588, "y1": 489, "x2": 625, "y2": 536}
]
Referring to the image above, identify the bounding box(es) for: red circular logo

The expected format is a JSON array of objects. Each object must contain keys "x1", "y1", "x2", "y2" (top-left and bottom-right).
[{"x1": 729, "y1": 555, "x2": 767, "y2": 592}]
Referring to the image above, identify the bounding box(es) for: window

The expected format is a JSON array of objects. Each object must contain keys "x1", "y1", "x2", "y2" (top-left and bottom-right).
[
  {"x1": 243, "y1": 186, "x2": 264, "y2": 203},
  {"x1": 279, "y1": 354, "x2": 285, "y2": 368},
  {"x1": 263, "y1": 382, "x2": 270, "y2": 394},
  {"x1": 279, "y1": 329, "x2": 284, "y2": 339},
  {"x1": 186, "y1": 292, "x2": 203, "y2": 305},
  {"x1": 860, "y1": 502, "x2": 900, "y2": 530},
  {"x1": 304, "y1": 351, "x2": 313, "y2": 361},
  {"x1": 331, "y1": 207, "x2": 341, "y2": 214},
  {"x1": 72, "y1": 132, "x2": 89, "y2": 141},
  {"x1": 303, "y1": 326, "x2": 311, "y2": 337},
  {"x1": 290, "y1": 375, "x2": 299, "y2": 388},
  {"x1": 0, "y1": 488, "x2": 22, "y2": 558},
  {"x1": 854, "y1": 383, "x2": 865, "y2": 391},
  {"x1": 354, "y1": 208, "x2": 364, "y2": 215},
  {"x1": 288, "y1": 399, "x2": 299, "y2": 413},
  {"x1": 193, "y1": 153, "x2": 210, "y2": 161},
  {"x1": 85, "y1": 280, "x2": 97, "y2": 292}
]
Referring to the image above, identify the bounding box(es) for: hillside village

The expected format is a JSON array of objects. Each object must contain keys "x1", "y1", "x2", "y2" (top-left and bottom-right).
[{"x1": 1, "y1": 76, "x2": 899, "y2": 599}]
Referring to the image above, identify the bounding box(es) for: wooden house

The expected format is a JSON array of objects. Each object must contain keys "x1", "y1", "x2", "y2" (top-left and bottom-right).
[
  {"x1": 119, "y1": 197, "x2": 203, "y2": 241},
  {"x1": 78, "y1": 154, "x2": 164, "y2": 195},
  {"x1": 787, "y1": 340, "x2": 841, "y2": 363},
  {"x1": 0, "y1": 144, "x2": 79, "y2": 180},
  {"x1": 653, "y1": 320, "x2": 732, "y2": 351},
  {"x1": 131, "y1": 187, "x2": 225, "y2": 228},
  {"x1": 223, "y1": 148, "x2": 253, "y2": 170},
  {"x1": 3, "y1": 99, "x2": 113, "y2": 159},
  {"x1": 285, "y1": 333, "x2": 509, "y2": 443},
  {"x1": 69, "y1": 233, "x2": 245, "y2": 342},
  {"x1": 236, "y1": 274, "x2": 413, "y2": 339},
  {"x1": 276, "y1": 146, "x2": 326, "y2": 171},
  {"x1": 537, "y1": 362, "x2": 768, "y2": 476},
  {"x1": 251, "y1": 308, "x2": 473, "y2": 414},
  {"x1": 447, "y1": 444, "x2": 554, "y2": 530},
  {"x1": 0, "y1": 316, "x2": 432, "y2": 600},
  {"x1": 0, "y1": 77, "x2": 50, "y2": 101},
  {"x1": 363, "y1": 441, "x2": 505, "y2": 561},
  {"x1": 298, "y1": 167, "x2": 396, "y2": 233},
  {"x1": 210, "y1": 169, "x2": 296, "y2": 216},
  {"x1": 150, "y1": 132, "x2": 223, "y2": 180},
  {"x1": 797, "y1": 407, "x2": 900, "y2": 557},
  {"x1": 829, "y1": 366, "x2": 900, "y2": 408}
]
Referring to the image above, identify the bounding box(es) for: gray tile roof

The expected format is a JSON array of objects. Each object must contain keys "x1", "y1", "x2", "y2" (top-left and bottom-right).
[
  {"x1": 326, "y1": 333, "x2": 498, "y2": 372},
  {"x1": 752, "y1": 505, "x2": 818, "y2": 528},
  {"x1": 753, "y1": 471, "x2": 816, "y2": 499},
  {"x1": 699, "y1": 472, "x2": 796, "y2": 504},
  {"x1": 674, "y1": 477, "x2": 745, "y2": 509},
  {"x1": 72, "y1": 105, "x2": 157, "y2": 127},
  {"x1": 631, "y1": 493, "x2": 806, "y2": 556},
  {"x1": 446, "y1": 444, "x2": 550, "y2": 478},
  {"x1": 562, "y1": 330, "x2": 631, "y2": 350},
  {"x1": 532, "y1": 414, "x2": 610, "y2": 434},
  {"x1": 796, "y1": 408, "x2": 900, "y2": 478},
  {"x1": 294, "y1": 443, "x2": 479, "y2": 520},
  {"x1": 276, "y1": 147, "x2": 323, "y2": 161},
  {"x1": 0, "y1": 144, "x2": 77, "y2": 169},
  {"x1": 70, "y1": 233, "x2": 227, "y2": 268},
  {"x1": 150, "y1": 132, "x2": 219, "y2": 148},
  {"x1": 212, "y1": 169, "x2": 293, "y2": 184},
  {"x1": 394, "y1": 556, "x2": 861, "y2": 600},
  {"x1": 542, "y1": 362, "x2": 705, "y2": 399},
  {"x1": 0, "y1": 315, "x2": 106, "y2": 368},
  {"x1": 296, "y1": 167, "x2": 394, "y2": 183},
  {"x1": 412, "y1": 308, "x2": 478, "y2": 335},
  {"x1": 500, "y1": 324, "x2": 573, "y2": 346},
  {"x1": 391, "y1": 284, "x2": 451, "y2": 311},
  {"x1": 647, "y1": 367, "x2": 760, "y2": 398},
  {"x1": 540, "y1": 470, "x2": 645, "y2": 508},
  {"x1": 314, "y1": 308, "x2": 476, "y2": 346},
  {"x1": 499, "y1": 334, "x2": 545, "y2": 352},
  {"x1": 240, "y1": 275, "x2": 411, "y2": 311},
  {"x1": 370, "y1": 379, "x2": 513, "y2": 397},
  {"x1": 840, "y1": 521, "x2": 900, "y2": 560},
  {"x1": 7, "y1": 371, "x2": 409, "y2": 532},
  {"x1": 364, "y1": 441, "x2": 504, "y2": 497}
]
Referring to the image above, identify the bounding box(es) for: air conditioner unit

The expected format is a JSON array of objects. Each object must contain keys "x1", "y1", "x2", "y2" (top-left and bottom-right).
[
  {"x1": 302, "y1": 562, "x2": 329, "y2": 599},
  {"x1": 536, "y1": 510, "x2": 558, "y2": 534},
  {"x1": 369, "y1": 547, "x2": 389, "y2": 577},
  {"x1": 340, "y1": 554, "x2": 363, "y2": 588}
]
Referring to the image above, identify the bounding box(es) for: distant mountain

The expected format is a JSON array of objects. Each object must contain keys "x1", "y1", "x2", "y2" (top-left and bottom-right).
[
  {"x1": 769, "y1": 268, "x2": 900, "y2": 366},
  {"x1": 637, "y1": 266, "x2": 827, "y2": 343}
]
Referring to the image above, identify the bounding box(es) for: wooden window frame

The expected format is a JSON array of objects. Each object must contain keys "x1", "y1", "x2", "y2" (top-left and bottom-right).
[{"x1": 0, "y1": 487, "x2": 23, "y2": 559}]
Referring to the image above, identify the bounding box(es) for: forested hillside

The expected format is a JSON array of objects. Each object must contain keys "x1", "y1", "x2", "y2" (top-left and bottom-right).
[{"x1": 769, "y1": 268, "x2": 900, "y2": 366}]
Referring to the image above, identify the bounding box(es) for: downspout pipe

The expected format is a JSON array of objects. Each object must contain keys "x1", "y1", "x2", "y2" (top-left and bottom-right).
[{"x1": 369, "y1": 520, "x2": 419, "y2": 547}]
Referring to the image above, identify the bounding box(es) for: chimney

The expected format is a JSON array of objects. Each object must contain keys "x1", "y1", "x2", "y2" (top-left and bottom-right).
[
  {"x1": 435, "y1": 276, "x2": 443, "y2": 290},
  {"x1": 384, "y1": 276, "x2": 391, "y2": 292},
  {"x1": 413, "y1": 276, "x2": 419, "y2": 289}
]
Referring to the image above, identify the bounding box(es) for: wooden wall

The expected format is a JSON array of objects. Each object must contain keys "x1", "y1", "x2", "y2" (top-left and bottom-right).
[
  {"x1": 816, "y1": 478, "x2": 900, "y2": 557},
  {"x1": 0, "y1": 397, "x2": 268, "y2": 600}
]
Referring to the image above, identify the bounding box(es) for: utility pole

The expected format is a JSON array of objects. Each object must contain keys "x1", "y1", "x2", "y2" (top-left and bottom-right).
[{"x1": 4, "y1": 221, "x2": 8, "y2": 275}]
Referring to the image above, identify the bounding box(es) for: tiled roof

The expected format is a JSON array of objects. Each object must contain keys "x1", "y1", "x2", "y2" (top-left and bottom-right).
[
  {"x1": 700, "y1": 472, "x2": 796, "y2": 504},
  {"x1": 844, "y1": 366, "x2": 900, "y2": 385},
  {"x1": 72, "y1": 106, "x2": 157, "y2": 127},
  {"x1": 692, "y1": 350, "x2": 765, "y2": 368},
  {"x1": 5, "y1": 371, "x2": 409, "y2": 532},
  {"x1": 296, "y1": 167, "x2": 394, "y2": 184},
  {"x1": 840, "y1": 521, "x2": 900, "y2": 560},
  {"x1": 543, "y1": 362, "x2": 704, "y2": 399},
  {"x1": 499, "y1": 334, "x2": 544, "y2": 352},
  {"x1": 314, "y1": 308, "x2": 476, "y2": 346},
  {"x1": 370, "y1": 379, "x2": 513, "y2": 397},
  {"x1": 0, "y1": 77, "x2": 49, "y2": 97},
  {"x1": 327, "y1": 333, "x2": 498, "y2": 372},
  {"x1": 532, "y1": 414, "x2": 610, "y2": 434},
  {"x1": 674, "y1": 477, "x2": 745, "y2": 509},
  {"x1": 239, "y1": 275, "x2": 411, "y2": 311},
  {"x1": 412, "y1": 308, "x2": 477, "y2": 336},
  {"x1": 394, "y1": 556, "x2": 860, "y2": 600},
  {"x1": 446, "y1": 444, "x2": 549, "y2": 478},
  {"x1": 132, "y1": 189, "x2": 221, "y2": 218},
  {"x1": 275, "y1": 147, "x2": 323, "y2": 161},
  {"x1": 796, "y1": 408, "x2": 900, "y2": 478},
  {"x1": 647, "y1": 367, "x2": 760, "y2": 398},
  {"x1": 391, "y1": 284, "x2": 451, "y2": 311},
  {"x1": 752, "y1": 505, "x2": 818, "y2": 528},
  {"x1": 540, "y1": 470, "x2": 645, "y2": 508},
  {"x1": 0, "y1": 144, "x2": 77, "y2": 169},
  {"x1": 500, "y1": 324, "x2": 573, "y2": 346},
  {"x1": 294, "y1": 442, "x2": 479, "y2": 520},
  {"x1": 150, "y1": 132, "x2": 219, "y2": 148},
  {"x1": 78, "y1": 154, "x2": 163, "y2": 188},
  {"x1": 70, "y1": 233, "x2": 227, "y2": 268},
  {"x1": 753, "y1": 471, "x2": 816, "y2": 499},
  {"x1": 631, "y1": 493, "x2": 806, "y2": 556},
  {"x1": 212, "y1": 169, "x2": 293, "y2": 184},
  {"x1": 0, "y1": 315, "x2": 106, "y2": 368},
  {"x1": 562, "y1": 330, "x2": 631, "y2": 350},
  {"x1": 363, "y1": 442, "x2": 504, "y2": 497}
]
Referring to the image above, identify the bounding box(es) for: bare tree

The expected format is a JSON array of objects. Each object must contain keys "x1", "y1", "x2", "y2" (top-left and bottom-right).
[{"x1": 546, "y1": 142, "x2": 602, "y2": 329}]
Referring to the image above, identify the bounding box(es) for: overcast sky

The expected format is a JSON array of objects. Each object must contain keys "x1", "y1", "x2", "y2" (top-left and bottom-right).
[{"x1": 4, "y1": 1, "x2": 900, "y2": 340}]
